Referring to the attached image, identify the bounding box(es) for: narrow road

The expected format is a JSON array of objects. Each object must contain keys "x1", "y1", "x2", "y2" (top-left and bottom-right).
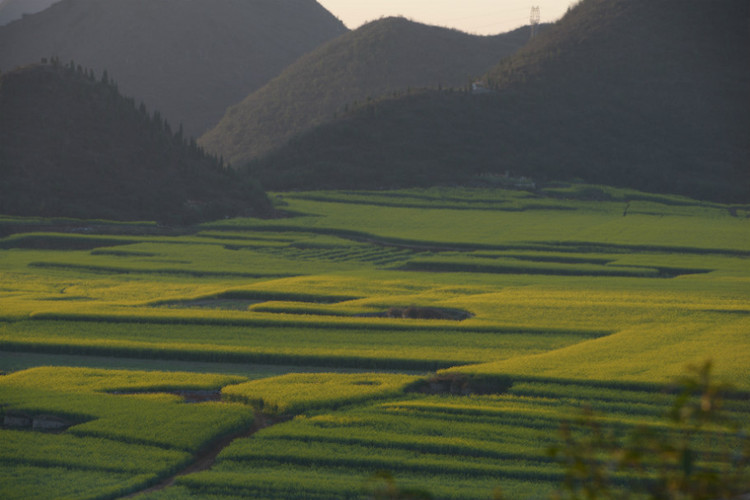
[{"x1": 122, "y1": 411, "x2": 277, "y2": 498}]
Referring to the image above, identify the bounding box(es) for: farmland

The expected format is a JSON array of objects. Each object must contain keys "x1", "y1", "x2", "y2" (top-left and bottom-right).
[{"x1": 1, "y1": 185, "x2": 749, "y2": 499}]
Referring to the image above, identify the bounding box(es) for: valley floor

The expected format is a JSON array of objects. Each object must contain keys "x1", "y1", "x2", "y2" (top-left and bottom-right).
[{"x1": 1, "y1": 185, "x2": 748, "y2": 499}]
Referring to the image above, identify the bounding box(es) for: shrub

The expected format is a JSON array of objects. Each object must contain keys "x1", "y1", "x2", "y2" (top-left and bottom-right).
[{"x1": 548, "y1": 360, "x2": 750, "y2": 499}]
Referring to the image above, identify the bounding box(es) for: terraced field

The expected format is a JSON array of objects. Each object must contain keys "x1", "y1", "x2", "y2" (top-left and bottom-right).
[{"x1": 1, "y1": 185, "x2": 748, "y2": 498}]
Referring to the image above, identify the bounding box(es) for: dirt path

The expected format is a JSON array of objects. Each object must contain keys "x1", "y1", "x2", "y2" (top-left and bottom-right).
[{"x1": 122, "y1": 411, "x2": 278, "y2": 498}]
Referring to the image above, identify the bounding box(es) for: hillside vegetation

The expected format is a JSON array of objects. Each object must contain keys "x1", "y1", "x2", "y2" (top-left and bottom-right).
[
  {"x1": 0, "y1": 0, "x2": 347, "y2": 137},
  {"x1": 200, "y1": 17, "x2": 535, "y2": 165},
  {"x1": 0, "y1": 0, "x2": 57, "y2": 25},
  {"x1": 249, "y1": 0, "x2": 750, "y2": 203},
  {"x1": 0, "y1": 62, "x2": 270, "y2": 222}
]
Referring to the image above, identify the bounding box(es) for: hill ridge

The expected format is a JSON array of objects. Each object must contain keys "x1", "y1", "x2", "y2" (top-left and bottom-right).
[
  {"x1": 199, "y1": 16, "x2": 534, "y2": 165},
  {"x1": 0, "y1": 61, "x2": 270, "y2": 222},
  {"x1": 0, "y1": 0, "x2": 58, "y2": 26},
  {"x1": 247, "y1": 0, "x2": 750, "y2": 203},
  {"x1": 0, "y1": 0, "x2": 348, "y2": 137}
]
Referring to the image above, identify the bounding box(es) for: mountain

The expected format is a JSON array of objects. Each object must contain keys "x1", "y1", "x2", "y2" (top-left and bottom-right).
[
  {"x1": 200, "y1": 17, "x2": 534, "y2": 166},
  {"x1": 247, "y1": 0, "x2": 750, "y2": 203},
  {"x1": 0, "y1": 0, "x2": 347, "y2": 137},
  {"x1": 0, "y1": 62, "x2": 270, "y2": 223},
  {"x1": 0, "y1": 0, "x2": 58, "y2": 25}
]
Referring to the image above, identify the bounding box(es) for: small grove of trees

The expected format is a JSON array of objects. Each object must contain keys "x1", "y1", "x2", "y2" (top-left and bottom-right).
[
  {"x1": 0, "y1": 57, "x2": 269, "y2": 222},
  {"x1": 43, "y1": 56, "x2": 229, "y2": 172}
]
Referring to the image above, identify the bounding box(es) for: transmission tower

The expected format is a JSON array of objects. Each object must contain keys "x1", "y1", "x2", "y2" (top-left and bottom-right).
[{"x1": 530, "y1": 6, "x2": 541, "y2": 39}]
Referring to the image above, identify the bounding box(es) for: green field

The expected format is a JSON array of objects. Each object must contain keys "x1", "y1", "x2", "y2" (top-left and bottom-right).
[{"x1": 1, "y1": 185, "x2": 748, "y2": 499}]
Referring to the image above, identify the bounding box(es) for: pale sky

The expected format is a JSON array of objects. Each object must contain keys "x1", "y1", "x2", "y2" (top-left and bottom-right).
[{"x1": 317, "y1": 0, "x2": 579, "y2": 36}]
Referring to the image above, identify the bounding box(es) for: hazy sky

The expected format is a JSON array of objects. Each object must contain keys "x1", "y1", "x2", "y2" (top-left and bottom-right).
[{"x1": 317, "y1": 0, "x2": 579, "y2": 35}]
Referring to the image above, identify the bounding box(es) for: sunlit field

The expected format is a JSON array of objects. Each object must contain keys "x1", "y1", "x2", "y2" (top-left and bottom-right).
[{"x1": 1, "y1": 185, "x2": 748, "y2": 499}]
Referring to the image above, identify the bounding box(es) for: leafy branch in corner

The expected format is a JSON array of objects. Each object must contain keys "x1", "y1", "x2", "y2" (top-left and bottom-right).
[{"x1": 548, "y1": 360, "x2": 750, "y2": 499}]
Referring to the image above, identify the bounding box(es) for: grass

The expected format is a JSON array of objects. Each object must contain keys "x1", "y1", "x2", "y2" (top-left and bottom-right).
[{"x1": 0, "y1": 185, "x2": 748, "y2": 498}]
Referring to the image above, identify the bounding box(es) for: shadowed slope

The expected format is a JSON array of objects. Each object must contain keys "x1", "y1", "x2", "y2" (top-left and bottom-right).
[
  {"x1": 0, "y1": 0, "x2": 348, "y2": 137},
  {"x1": 200, "y1": 17, "x2": 534, "y2": 165},
  {"x1": 0, "y1": 0, "x2": 58, "y2": 25},
  {"x1": 248, "y1": 0, "x2": 750, "y2": 203},
  {"x1": 0, "y1": 63, "x2": 270, "y2": 222}
]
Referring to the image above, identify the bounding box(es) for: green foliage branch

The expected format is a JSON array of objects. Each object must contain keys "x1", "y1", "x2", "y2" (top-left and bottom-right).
[{"x1": 548, "y1": 360, "x2": 750, "y2": 499}]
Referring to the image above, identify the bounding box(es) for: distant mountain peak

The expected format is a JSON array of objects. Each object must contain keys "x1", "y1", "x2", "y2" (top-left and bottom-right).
[
  {"x1": 0, "y1": 0, "x2": 347, "y2": 137},
  {"x1": 244, "y1": 0, "x2": 750, "y2": 203},
  {"x1": 0, "y1": 0, "x2": 59, "y2": 26},
  {"x1": 200, "y1": 17, "x2": 534, "y2": 166}
]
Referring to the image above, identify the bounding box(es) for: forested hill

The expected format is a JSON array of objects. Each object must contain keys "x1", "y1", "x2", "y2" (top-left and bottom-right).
[
  {"x1": 0, "y1": 0, "x2": 347, "y2": 137},
  {"x1": 0, "y1": 0, "x2": 57, "y2": 25},
  {"x1": 0, "y1": 62, "x2": 270, "y2": 223},
  {"x1": 249, "y1": 0, "x2": 750, "y2": 203},
  {"x1": 200, "y1": 17, "x2": 535, "y2": 166}
]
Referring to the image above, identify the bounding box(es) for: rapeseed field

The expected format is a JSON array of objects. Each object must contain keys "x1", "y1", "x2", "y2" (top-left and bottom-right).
[{"x1": 1, "y1": 186, "x2": 748, "y2": 498}]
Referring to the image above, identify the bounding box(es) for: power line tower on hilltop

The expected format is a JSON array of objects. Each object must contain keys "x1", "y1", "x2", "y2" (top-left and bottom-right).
[{"x1": 530, "y1": 6, "x2": 541, "y2": 38}]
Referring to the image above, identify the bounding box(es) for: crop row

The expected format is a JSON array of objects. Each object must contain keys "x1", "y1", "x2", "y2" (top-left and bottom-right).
[
  {"x1": 0, "y1": 318, "x2": 602, "y2": 371},
  {"x1": 0, "y1": 367, "x2": 259, "y2": 500},
  {"x1": 222, "y1": 373, "x2": 420, "y2": 414},
  {"x1": 285, "y1": 185, "x2": 736, "y2": 215},
  {"x1": 399, "y1": 253, "x2": 715, "y2": 279},
  {"x1": 246, "y1": 302, "x2": 372, "y2": 317},
  {"x1": 206, "y1": 195, "x2": 749, "y2": 257},
  {"x1": 504, "y1": 379, "x2": 750, "y2": 417},
  {"x1": 150, "y1": 289, "x2": 360, "y2": 309},
  {"x1": 272, "y1": 403, "x2": 570, "y2": 445},
  {"x1": 228, "y1": 423, "x2": 556, "y2": 464},
  {"x1": 0, "y1": 337, "x2": 460, "y2": 371},
  {"x1": 0, "y1": 230, "x2": 292, "y2": 252},
  {"x1": 19, "y1": 312, "x2": 607, "y2": 336},
  {"x1": 472, "y1": 250, "x2": 616, "y2": 265},
  {"x1": 187, "y1": 399, "x2": 595, "y2": 498},
  {"x1": 2, "y1": 234, "x2": 360, "y2": 280},
  {"x1": 271, "y1": 244, "x2": 416, "y2": 266},
  {"x1": 381, "y1": 400, "x2": 744, "y2": 451},
  {"x1": 1, "y1": 369, "x2": 255, "y2": 452},
  {"x1": 281, "y1": 188, "x2": 626, "y2": 214},
  {"x1": 2, "y1": 365, "x2": 246, "y2": 392},
  {"x1": 0, "y1": 464, "x2": 153, "y2": 500},
  {"x1": 187, "y1": 374, "x2": 746, "y2": 499},
  {"x1": 172, "y1": 465, "x2": 555, "y2": 500},
  {"x1": 0, "y1": 429, "x2": 191, "y2": 474},
  {"x1": 173, "y1": 466, "x2": 375, "y2": 500},
  {"x1": 28, "y1": 261, "x2": 295, "y2": 279},
  {"x1": 0, "y1": 233, "x2": 135, "y2": 250},
  {"x1": 283, "y1": 190, "x2": 525, "y2": 211},
  {"x1": 217, "y1": 445, "x2": 562, "y2": 482},
  {"x1": 223, "y1": 220, "x2": 750, "y2": 258}
]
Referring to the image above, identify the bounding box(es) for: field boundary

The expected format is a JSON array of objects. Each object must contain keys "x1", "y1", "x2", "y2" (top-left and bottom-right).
[{"x1": 201, "y1": 224, "x2": 750, "y2": 257}]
